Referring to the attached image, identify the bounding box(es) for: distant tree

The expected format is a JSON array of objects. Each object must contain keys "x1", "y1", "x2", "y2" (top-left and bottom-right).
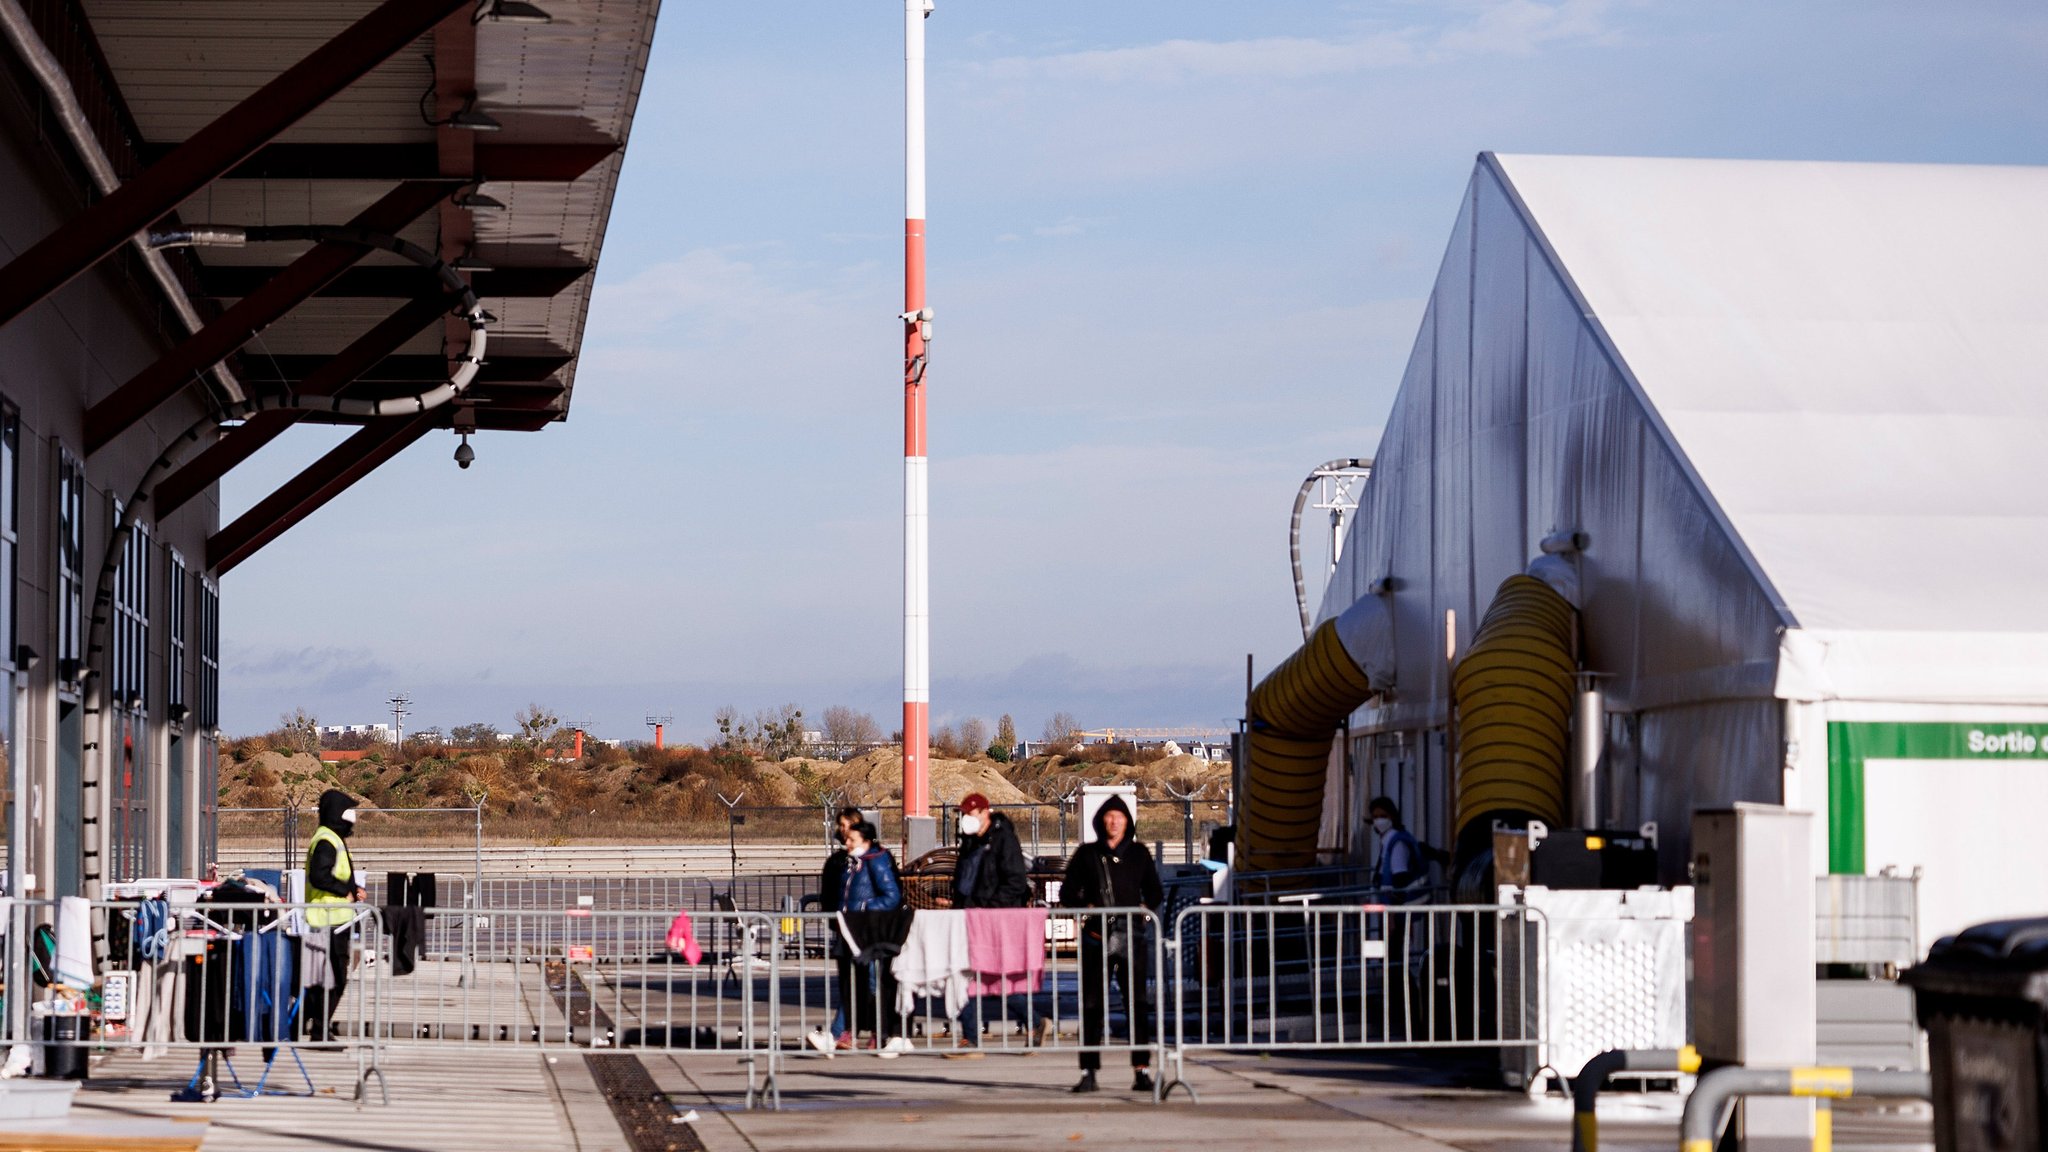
[
  {"x1": 958, "y1": 717, "x2": 989, "y2": 758},
  {"x1": 451, "y1": 722, "x2": 499, "y2": 748},
  {"x1": 515, "y1": 703, "x2": 560, "y2": 747},
  {"x1": 757, "y1": 704, "x2": 806, "y2": 761},
  {"x1": 986, "y1": 742, "x2": 1012, "y2": 763},
  {"x1": 277, "y1": 709, "x2": 319, "y2": 756},
  {"x1": 820, "y1": 705, "x2": 883, "y2": 758},
  {"x1": 1041, "y1": 711, "x2": 1081, "y2": 748},
  {"x1": 996, "y1": 714, "x2": 1018, "y2": 753},
  {"x1": 714, "y1": 705, "x2": 748, "y2": 749},
  {"x1": 931, "y1": 723, "x2": 960, "y2": 758}
]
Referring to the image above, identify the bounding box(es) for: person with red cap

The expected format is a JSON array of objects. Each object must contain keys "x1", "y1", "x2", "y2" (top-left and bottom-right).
[
  {"x1": 947, "y1": 792, "x2": 1033, "y2": 1055},
  {"x1": 952, "y1": 793, "x2": 1029, "y2": 909}
]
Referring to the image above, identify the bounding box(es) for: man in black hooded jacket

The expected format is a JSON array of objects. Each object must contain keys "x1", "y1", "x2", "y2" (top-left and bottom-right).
[
  {"x1": 302, "y1": 789, "x2": 364, "y2": 1041},
  {"x1": 1060, "y1": 794, "x2": 1161, "y2": 1093}
]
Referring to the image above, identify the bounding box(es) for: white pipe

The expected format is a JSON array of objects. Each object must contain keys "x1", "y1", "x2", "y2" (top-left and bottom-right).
[
  {"x1": 1573, "y1": 676, "x2": 1604, "y2": 828},
  {"x1": 0, "y1": 0, "x2": 243, "y2": 404},
  {"x1": 78, "y1": 226, "x2": 485, "y2": 957}
]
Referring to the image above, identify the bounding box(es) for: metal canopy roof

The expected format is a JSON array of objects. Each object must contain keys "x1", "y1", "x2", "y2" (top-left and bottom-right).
[{"x1": 79, "y1": 0, "x2": 657, "y2": 434}]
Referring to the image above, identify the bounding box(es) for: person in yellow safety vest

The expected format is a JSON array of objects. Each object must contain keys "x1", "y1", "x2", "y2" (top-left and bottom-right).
[{"x1": 303, "y1": 789, "x2": 365, "y2": 1042}]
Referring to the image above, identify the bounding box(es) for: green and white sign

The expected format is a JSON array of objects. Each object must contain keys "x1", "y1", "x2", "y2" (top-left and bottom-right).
[{"x1": 1829, "y1": 720, "x2": 2048, "y2": 873}]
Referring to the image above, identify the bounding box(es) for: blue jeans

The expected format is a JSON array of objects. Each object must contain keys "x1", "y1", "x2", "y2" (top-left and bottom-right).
[{"x1": 956, "y1": 992, "x2": 1038, "y2": 1041}]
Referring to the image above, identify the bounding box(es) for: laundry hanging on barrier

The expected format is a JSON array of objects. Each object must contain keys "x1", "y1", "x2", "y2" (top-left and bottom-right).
[
  {"x1": 835, "y1": 909, "x2": 913, "y2": 964},
  {"x1": 381, "y1": 906, "x2": 423, "y2": 977},
  {"x1": 966, "y1": 907, "x2": 1048, "y2": 996},
  {"x1": 893, "y1": 908, "x2": 970, "y2": 1018}
]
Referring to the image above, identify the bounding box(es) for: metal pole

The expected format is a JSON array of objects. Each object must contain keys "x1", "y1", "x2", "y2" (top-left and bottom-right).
[{"x1": 900, "y1": 0, "x2": 933, "y2": 827}]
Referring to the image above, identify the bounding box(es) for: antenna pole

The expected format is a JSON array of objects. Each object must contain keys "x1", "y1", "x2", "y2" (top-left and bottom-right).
[{"x1": 901, "y1": 0, "x2": 933, "y2": 823}]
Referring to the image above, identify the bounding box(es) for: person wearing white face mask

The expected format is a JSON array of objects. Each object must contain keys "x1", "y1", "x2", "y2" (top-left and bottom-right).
[
  {"x1": 950, "y1": 793, "x2": 1029, "y2": 910},
  {"x1": 1370, "y1": 797, "x2": 1421, "y2": 896},
  {"x1": 946, "y1": 793, "x2": 1034, "y2": 1055}
]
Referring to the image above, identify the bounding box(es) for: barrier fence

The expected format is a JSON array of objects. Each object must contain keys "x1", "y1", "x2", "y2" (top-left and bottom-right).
[{"x1": 1, "y1": 894, "x2": 1550, "y2": 1110}]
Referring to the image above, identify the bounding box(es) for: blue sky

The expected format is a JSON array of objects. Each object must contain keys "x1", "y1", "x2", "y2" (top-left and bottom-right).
[{"x1": 219, "y1": 0, "x2": 2048, "y2": 743}]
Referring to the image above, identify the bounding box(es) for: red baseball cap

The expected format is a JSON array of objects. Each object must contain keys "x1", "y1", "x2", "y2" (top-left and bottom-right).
[{"x1": 959, "y1": 792, "x2": 990, "y2": 815}]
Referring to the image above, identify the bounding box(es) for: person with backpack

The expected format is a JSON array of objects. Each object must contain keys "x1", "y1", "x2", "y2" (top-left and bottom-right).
[{"x1": 1060, "y1": 795, "x2": 1162, "y2": 1094}]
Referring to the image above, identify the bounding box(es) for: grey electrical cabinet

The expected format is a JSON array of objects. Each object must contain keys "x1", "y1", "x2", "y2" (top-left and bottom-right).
[{"x1": 1691, "y1": 804, "x2": 1817, "y2": 1152}]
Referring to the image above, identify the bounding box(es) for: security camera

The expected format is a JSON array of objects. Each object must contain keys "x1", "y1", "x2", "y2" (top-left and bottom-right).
[{"x1": 454, "y1": 435, "x2": 475, "y2": 469}]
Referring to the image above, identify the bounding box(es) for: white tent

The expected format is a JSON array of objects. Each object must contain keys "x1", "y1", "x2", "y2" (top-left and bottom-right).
[{"x1": 1325, "y1": 154, "x2": 2048, "y2": 942}]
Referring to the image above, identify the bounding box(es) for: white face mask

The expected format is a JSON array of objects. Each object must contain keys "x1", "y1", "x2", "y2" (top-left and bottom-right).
[
  {"x1": 958, "y1": 813, "x2": 983, "y2": 836},
  {"x1": 342, "y1": 808, "x2": 359, "y2": 826},
  {"x1": 1372, "y1": 817, "x2": 1392, "y2": 835}
]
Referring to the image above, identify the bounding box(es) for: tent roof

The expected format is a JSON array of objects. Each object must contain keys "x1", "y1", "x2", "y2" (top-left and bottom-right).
[{"x1": 1491, "y1": 153, "x2": 2048, "y2": 635}]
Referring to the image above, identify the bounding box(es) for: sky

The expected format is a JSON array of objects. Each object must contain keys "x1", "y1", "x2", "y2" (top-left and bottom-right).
[{"x1": 218, "y1": 0, "x2": 2048, "y2": 745}]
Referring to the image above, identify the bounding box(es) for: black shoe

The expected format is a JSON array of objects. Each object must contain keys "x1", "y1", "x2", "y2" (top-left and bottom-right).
[
  {"x1": 1072, "y1": 1071, "x2": 1099, "y2": 1094},
  {"x1": 1132, "y1": 1070, "x2": 1154, "y2": 1092}
]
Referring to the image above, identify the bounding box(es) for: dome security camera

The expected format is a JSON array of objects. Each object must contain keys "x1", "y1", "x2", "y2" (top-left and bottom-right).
[{"x1": 455, "y1": 435, "x2": 475, "y2": 469}]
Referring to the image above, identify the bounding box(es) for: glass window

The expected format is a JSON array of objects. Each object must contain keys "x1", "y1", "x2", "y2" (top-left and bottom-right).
[
  {"x1": 56, "y1": 450, "x2": 82, "y2": 685},
  {"x1": 167, "y1": 550, "x2": 186, "y2": 715},
  {"x1": 199, "y1": 578, "x2": 219, "y2": 730},
  {"x1": 109, "y1": 502, "x2": 149, "y2": 707}
]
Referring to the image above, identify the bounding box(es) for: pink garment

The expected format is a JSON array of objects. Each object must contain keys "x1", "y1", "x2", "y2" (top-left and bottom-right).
[
  {"x1": 665, "y1": 910, "x2": 703, "y2": 965},
  {"x1": 965, "y1": 907, "x2": 1048, "y2": 996}
]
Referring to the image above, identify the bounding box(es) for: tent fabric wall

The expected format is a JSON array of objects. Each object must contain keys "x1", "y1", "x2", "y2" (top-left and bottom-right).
[{"x1": 1325, "y1": 157, "x2": 1790, "y2": 877}]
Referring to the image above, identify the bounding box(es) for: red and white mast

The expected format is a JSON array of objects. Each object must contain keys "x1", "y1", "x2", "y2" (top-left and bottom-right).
[{"x1": 901, "y1": 0, "x2": 933, "y2": 827}]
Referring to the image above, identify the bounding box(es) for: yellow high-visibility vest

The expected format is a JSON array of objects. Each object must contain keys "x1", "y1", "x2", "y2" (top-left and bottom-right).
[{"x1": 304, "y1": 824, "x2": 355, "y2": 928}]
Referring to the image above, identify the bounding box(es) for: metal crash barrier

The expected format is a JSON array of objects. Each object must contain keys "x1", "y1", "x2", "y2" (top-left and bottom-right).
[
  {"x1": 1163, "y1": 902, "x2": 1550, "y2": 1099},
  {"x1": 1679, "y1": 1066, "x2": 1932, "y2": 1152},
  {"x1": 2, "y1": 898, "x2": 388, "y2": 1103},
  {"x1": 1571, "y1": 1046, "x2": 1703, "y2": 1152},
  {"x1": 2, "y1": 897, "x2": 1556, "y2": 1111}
]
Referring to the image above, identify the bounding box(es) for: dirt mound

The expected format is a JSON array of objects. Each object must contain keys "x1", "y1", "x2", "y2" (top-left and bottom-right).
[{"x1": 814, "y1": 748, "x2": 1037, "y2": 807}]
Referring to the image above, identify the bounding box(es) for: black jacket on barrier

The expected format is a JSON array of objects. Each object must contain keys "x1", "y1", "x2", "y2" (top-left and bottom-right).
[
  {"x1": 1059, "y1": 796, "x2": 1162, "y2": 911},
  {"x1": 952, "y1": 811, "x2": 1031, "y2": 909}
]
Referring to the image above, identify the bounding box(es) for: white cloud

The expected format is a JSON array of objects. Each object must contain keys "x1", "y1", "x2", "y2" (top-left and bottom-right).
[{"x1": 972, "y1": 0, "x2": 1627, "y2": 86}]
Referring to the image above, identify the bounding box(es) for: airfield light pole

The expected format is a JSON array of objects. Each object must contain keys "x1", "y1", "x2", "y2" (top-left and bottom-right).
[
  {"x1": 646, "y1": 714, "x2": 672, "y2": 751},
  {"x1": 901, "y1": 0, "x2": 936, "y2": 843}
]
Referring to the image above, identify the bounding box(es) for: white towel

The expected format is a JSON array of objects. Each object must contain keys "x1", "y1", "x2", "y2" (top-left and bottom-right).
[
  {"x1": 54, "y1": 896, "x2": 92, "y2": 989},
  {"x1": 891, "y1": 909, "x2": 971, "y2": 1020}
]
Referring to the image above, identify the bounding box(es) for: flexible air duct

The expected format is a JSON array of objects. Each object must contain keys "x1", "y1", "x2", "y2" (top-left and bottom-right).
[
  {"x1": 1450, "y1": 573, "x2": 1577, "y2": 859},
  {"x1": 1239, "y1": 594, "x2": 1393, "y2": 874}
]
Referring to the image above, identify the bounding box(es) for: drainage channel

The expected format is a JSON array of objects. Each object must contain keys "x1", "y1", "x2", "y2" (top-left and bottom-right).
[{"x1": 547, "y1": 963, "x2": 707, "y2": 1152}]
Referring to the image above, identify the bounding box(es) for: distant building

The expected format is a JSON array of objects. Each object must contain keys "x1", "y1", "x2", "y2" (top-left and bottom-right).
[{"x1": 317, "y1": 723, "x2": 393, "y2": 742}]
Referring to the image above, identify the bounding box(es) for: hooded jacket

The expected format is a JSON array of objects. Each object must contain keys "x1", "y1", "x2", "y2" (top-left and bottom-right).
[
  {"x1": 306, "y1": 789, "x2": 357, "y2": 899},
  {"x1": 1059, "y1": 796, "x2": 1161, "y2": 911},
  {"x1": 951, "y1": 809, "x2": 1031, "y2": 909}
]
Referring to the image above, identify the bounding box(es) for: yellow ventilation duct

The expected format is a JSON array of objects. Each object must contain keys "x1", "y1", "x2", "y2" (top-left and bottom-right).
[
  {"x1": 1239, "y1": 596, "x2": 1392, "y2": 874},
  {"x1": 1451, "y1": 574, "x2": 1577, "y2": 846}
]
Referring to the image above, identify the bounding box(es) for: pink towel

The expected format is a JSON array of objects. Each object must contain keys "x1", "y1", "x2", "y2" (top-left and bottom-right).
[
  {"x1": 665, "y1": 910, "x2": 703, "y2": 965},
  {"x1": 965, "y1": 908, "x2": 1047, "y2": 996}
]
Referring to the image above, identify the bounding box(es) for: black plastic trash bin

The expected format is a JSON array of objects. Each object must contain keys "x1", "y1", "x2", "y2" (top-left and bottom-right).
[
  {"x1": 37, "y1": 1013, "x2": 88, "y2": 1080},
  {"x1": 1903, "y1": 917, "x2": 2048, "y2": 1152}
]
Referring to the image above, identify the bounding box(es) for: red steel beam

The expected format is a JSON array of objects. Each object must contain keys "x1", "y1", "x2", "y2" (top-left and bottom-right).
[
  {"x1": 209, "y1": 410, "x2": 441, "y2": 575},
  {"x1": 154, "y1": 293, "x2": 452, "y2": 518},
  {"x1": 0, "y1": 0, "x2": 469, "y2": 329},
  {"x1": 85, "y1": 179, "x2": 454, "y2": 454}
]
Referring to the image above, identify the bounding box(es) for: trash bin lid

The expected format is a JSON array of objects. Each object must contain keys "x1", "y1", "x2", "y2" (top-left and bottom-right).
[
  {"x1": 1930, "y1": 918, "x2": 2048, "y2": 967},
  {"x1": 1904, "y1": 917, "x2": 2048, "y2": 1007}
]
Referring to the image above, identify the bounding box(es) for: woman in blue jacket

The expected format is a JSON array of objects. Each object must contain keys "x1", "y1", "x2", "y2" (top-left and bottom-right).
[
  {"x1": 839, "y1": 820, "x2": 902, "y2": 911},
  {"x1": 836, "y1": 821, "x2": 906, "y2": 1051}
]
